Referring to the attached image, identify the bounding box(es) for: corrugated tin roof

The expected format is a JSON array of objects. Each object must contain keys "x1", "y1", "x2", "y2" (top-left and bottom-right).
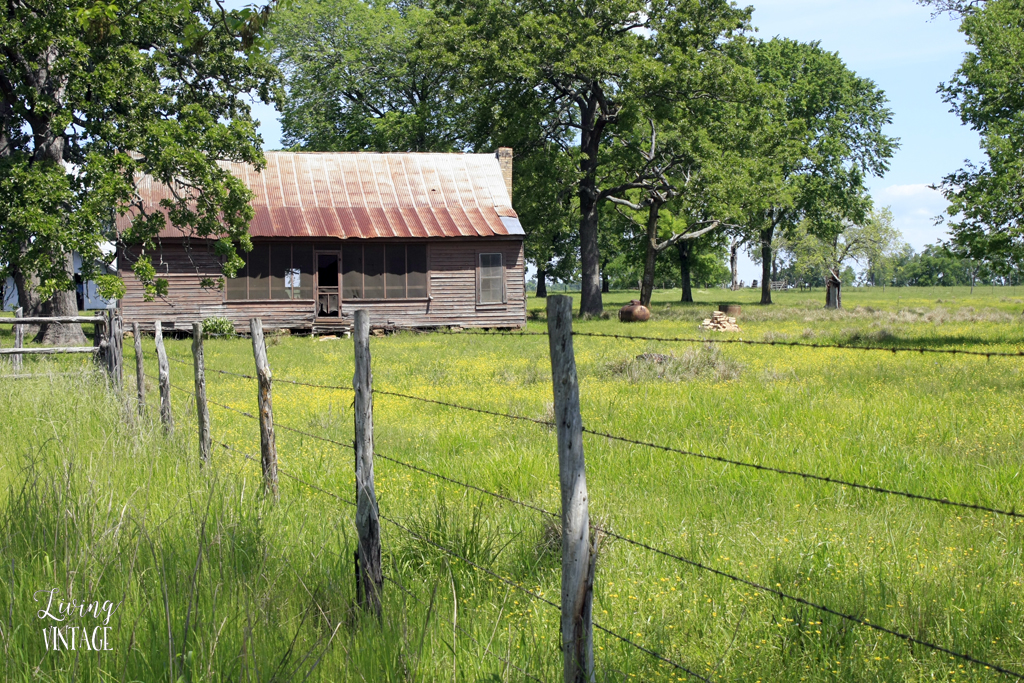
[{"x1": 118, "y1": 152, "x2": 521, "y2": 240}]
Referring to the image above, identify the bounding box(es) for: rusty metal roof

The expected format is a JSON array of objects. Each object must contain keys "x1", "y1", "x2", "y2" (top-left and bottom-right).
[{"x1": 120, "y1": 152, "x2": 523, "y2": 240}]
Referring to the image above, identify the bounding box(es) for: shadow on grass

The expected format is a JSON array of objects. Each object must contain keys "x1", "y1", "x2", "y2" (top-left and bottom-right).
[{"x1": 836, "y1": 332, "x2": 1022, "y2": 351}]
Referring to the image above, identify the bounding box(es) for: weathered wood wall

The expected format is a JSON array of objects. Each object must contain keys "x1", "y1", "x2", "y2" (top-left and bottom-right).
[{"x1": 119, "y1": 238, "x2": 526, "y2": 331}]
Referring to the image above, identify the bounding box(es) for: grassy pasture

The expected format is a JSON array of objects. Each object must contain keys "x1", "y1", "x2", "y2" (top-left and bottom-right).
[{"x1": 1, "y1": 286, "x2": 1022, "y2": 682}]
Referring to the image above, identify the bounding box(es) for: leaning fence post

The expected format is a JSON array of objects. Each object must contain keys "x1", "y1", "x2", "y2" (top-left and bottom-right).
[
  {"x1": 353, "y1": 309, "x2": 382, "y2": 614},
  {"x1": 192, "y1": 322, "x2": 212, "y2": 464},
  {"x1": 93, "y1": 311, "x2": 107, "y2": 370},
  {"x1": 547, "y1": 295, "x2": 595, "y2": 683},
  {"x1": 133, "y1": 323, "x2": 145, "y2": 416},
  {"x1": 106, "y1": 308, "x2": 123, "y2": 389},
  {"x1": 154, "y1": 321, "x2": 174, "y2": 434},
  {"x1": 250, "y1": 318, "x2": 279, "y2": 500},
  {"x1": 13, "y1": 307, "x2": 23, "y2": 372}
]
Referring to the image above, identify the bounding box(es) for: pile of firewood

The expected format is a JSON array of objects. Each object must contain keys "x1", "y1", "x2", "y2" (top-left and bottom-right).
[{"x1": 699, "y1": 311, "x2": 740, "y2": 332}]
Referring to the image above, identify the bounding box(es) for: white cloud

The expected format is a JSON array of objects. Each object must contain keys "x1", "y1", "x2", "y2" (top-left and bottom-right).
[{"x1": 873, "y1": 183, "x2": 950, "y2": 250}]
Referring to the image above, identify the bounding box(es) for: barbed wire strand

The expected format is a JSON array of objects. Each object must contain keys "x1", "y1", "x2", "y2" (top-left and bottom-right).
[
  {"x1": 374, "y1": 388, "x2": 555, "y2": 427},
  {"x1": 435, "y1": 328, "x2": 1024, "y2": 359},
  {"x1": 588, "y1": 522, "x2": 1024, "y2": 680},
  {"x1": 370, "y1": 382, "x2": 1023, "y2": 520},
  {"x1": 571, "y1": 331, "x2": 1024, "y2": 359},
  {"x1": 215, "y1": 431, "x2": 711, "y2": 681},
  {"x1": 167, "y1": 353, "x2": 356, "y2": 393},
  {"x1": 579, "y1": 427, "x2": 1023, "y2": 520},
  {"x1": 217, "y1": 443, "x2": 549, "y2": 683},
  {"x1": 203, "y1": 390, "x2": 560, "y2": 520},
  {"x1": 164, "y1": 370, "x2": 1023, "y2": 521}
]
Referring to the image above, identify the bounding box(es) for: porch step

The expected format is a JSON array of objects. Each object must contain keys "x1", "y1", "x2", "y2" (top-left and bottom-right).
[{"x1": 311, "y1": 318, "x2": 353, "y2": 335}]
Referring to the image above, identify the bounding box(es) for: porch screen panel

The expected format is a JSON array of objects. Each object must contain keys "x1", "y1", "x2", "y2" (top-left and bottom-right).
[
  {"x1": 386, "y1": 246, "x2": 407, "y2": 298},
  {"x1": 270, "y1": 244, "x2": 290, "y2": 299},
  {"x1": 248, "y1": 244, "x2": 270, "y2": 299},
  {"x1": 342, "y1": 246, "x2": 363, "y2": 298},
  {"x1": 407, "y1": 245, "x2": 427, "y2": 297},
  {"x1": 226, "y1": 260, "x2": 248, "y2": 300},
  {"x1": 293, "y1": 244, "x2": 315, "y2": 299},
  {"x1": 363, "y1": 245, "x2": 385, "y2": 299}
]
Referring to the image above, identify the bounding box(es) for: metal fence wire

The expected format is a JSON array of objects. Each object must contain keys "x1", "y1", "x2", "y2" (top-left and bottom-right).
[{"x1": 139, "y1": 311, "x2": 1024, "y2": 681}]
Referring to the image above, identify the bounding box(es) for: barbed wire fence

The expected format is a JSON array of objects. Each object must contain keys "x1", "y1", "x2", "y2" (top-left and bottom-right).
[{"x1": 143, "y1": 299, "x2": 1024, "y2": 682}]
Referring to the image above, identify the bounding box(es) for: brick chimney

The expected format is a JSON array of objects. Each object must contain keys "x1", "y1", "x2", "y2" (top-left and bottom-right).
[{"x1": 496, "y1": 147, "x2": 513, "y2": 199}]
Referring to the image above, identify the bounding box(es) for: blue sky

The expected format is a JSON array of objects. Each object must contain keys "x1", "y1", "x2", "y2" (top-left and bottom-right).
[{"x1": 247, "y1": 0, "x2": 981, "y2": 283}]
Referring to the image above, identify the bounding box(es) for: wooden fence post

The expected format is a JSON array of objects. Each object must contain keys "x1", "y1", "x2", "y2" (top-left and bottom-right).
[
  {"x1": 353, "y1": 309, "x2": 382, "y2": 614},
  {"x1": 192, "y1": 322, "x2": 211, "y2": 464},
  {"x1": 154, "y1": 321, "x2": 174, "y2": 434},
  {"x1": 93, "y1": 312, "x2": 107, "y2": 370},
  {"x1": 106, "y1": 309, "x2": 123, "y2": 389},
  {"x1": 547, "y1": 295, "x2": 595, "y2": 683},
  {"x1": 133, "y1": 323, "x2": 145, "y2": 416},
  {"x1": 250, "y1": 318, "x2": 278, "y2": 499},
  {"x1": 13, "y1": 308, "x2": 23, "y2": 372}
]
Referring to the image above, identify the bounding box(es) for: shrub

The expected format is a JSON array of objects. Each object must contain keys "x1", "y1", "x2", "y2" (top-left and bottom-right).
[{"x1": 202, "y1": 316, "x2": 235, "y2": 338}]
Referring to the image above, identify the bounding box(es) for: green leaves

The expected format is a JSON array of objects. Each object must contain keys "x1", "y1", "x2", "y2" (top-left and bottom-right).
[
  {"x1": 94, "y1": 274, "x2": 128, "y2": 301},
  {"x1": 130, "y1": 256, "x2": 168, "y2": 301},
  {"x1": 935, "y1": 0, "x2": 1024, "y2": 264},
  {"x1": 741, "y1": 39, "x2": 897, "y2": 236},
  {"x1": 272, "y1": 0, "x2": 474, "y2": 152},
  {"x1": 0, "y1": 0, "x2": 281, "y2": 301}
]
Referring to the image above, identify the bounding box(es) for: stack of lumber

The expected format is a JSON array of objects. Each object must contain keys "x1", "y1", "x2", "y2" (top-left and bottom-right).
[{"x1": 699, "y1": 311, "x2": 740, "y2": 332}]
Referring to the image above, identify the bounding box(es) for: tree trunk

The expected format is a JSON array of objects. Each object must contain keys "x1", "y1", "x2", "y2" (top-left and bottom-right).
[
  {"x1": 24, "y1": 77, "x2": 85, "y2": 346},
  {"x1": 677, "y1": 241, "x2": 693, "y2": 303},
  {"x1": 536, "y1": 268, "x2": 548, "y2": 298},
  {"x1": 760, "y1": 227, "x2": 774, "y2": 305},
  {"x1": 35, "y1": 253, "x2": 87, "y2": 346},
  {"x1": 601, "y1": 266, "x2": 610, "y2": 293},
  {"x1": 577, "y1": 93, "x2": 605, "y2": 317},
  {"x1": 825, "y1": 272, "x2": 842, "y2": 309},
  {"x1": 13, "y1": 266, "x2": 43, "y2": 338},
  {"x1": 639, "y1": 200, "x2": 663, "y2": 307},
  {"x1": 730, "y1": 239, "x2": 739, "y2": 291},
  {"x1": 578, "y1": 185, "x2": 602, "y2": 315}
]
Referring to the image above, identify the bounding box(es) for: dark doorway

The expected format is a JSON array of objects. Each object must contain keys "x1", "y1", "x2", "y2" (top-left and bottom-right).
[{"x1": 317, "y1": 252, "x2": 340, "y2": 317}]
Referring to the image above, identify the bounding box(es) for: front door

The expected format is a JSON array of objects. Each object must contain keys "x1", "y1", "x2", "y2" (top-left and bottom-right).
[{"x1": 316, "y1": 251, "x2": 340, "y2": 317}]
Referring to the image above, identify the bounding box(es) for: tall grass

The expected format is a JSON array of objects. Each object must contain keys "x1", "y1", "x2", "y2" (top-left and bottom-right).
[{"x1": 1, "y1": 286, "x2": 1022, "y2": 681}]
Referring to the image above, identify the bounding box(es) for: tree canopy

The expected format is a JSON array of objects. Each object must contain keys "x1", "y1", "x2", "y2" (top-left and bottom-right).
[
  {"x1": 0, "y1": 0, "x2": 278, "y2": 340},
  {"x1": 272, "y1": 0, "x2": 474, "y2": 152},
  {"x1": 271, "y1": 1, "x2": 905, "y2": 310},
  {"x1": 436, "y1": 0, "x2": 750, "y2": 315},
  {"x1": 929, "y1": 0, "x2": 1024, "y2": 268},
  {"x1": 738, "y1": 38, "x2": 897, "y2": 305}
]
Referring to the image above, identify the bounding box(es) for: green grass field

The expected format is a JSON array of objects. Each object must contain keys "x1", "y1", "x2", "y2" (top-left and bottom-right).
[{"x1": 1, "y1": 286, "x2": 1022, "y2": 682}]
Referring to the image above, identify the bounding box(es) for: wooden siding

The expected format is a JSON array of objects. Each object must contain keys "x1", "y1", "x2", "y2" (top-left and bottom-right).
[{"x1": 119, "y1": 239, "x2": 526, "y2": 331}]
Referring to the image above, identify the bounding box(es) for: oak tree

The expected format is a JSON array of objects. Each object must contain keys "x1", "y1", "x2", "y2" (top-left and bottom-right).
[
  {"x1": 926, "y1": 0, "x2": 1024, "y2": 267},
  {"x1": 738, "y1": 38, "x2": 897, "y2": 305},
  {"x1": 0, "y1": 0, "x2": 277, "y2": 343}
]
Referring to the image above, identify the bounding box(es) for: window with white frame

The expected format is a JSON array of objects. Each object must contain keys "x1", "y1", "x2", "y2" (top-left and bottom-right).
[{"x1": 478, "y1": 253, "x2": 504, "y2": 304}]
